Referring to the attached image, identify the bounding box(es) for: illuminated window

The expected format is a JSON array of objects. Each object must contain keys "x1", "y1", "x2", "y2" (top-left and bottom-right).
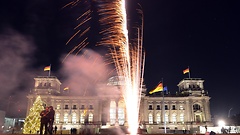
[
  {"x1": 165, "y1": 114, "x2": 169, "y2": 122},
  {"x1": 179, "y1": 105, "x2": 184, "y2": 110},
  {"x1": 156, "y1": 113, "x2": 161, "y2": 124},
  {"x1": 88, "y1": 113, "x2": 93, "y2": 123},
  {"x1": 55, "y1": 113, "x2": 60, "y2": 123},
  {"x1": 118, "y1": 100, "x2": 125, "y2": 126},
  {"x1": 57, "y1": 105, "x2": 61, "y2": 110},
  {"x1": 80, "y1": 113, "x2": 85, "y2": 124},
  {"x1": 64, "y1": 113, "x2": 68, "y2": 123},
  {"x1": 172, "y1": 114, "x2": 176, "y2": 123},
  {"x1": 72, "y1": 113, "x2": 77, "y2": 124},
  {"x1": 110, "y1": 101, "x2": 116, "y2": 125},
  {"x1": 180, "y1": 114, "x2": 184, "y2": 122},
  {"x1": 149, "y1": 113, "x2": 153, "y2": 124},
  {"x1": 118, "y1": 107, "x2": 124, "y2": 125}
]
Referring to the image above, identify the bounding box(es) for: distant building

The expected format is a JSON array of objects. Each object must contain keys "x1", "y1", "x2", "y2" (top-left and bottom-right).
[
  {"x1": 3, "y1": 117, "x2": 24, "y2": 134},
  {"x1": 26, "y1": 76, "x2": 212, "y2": 134}
]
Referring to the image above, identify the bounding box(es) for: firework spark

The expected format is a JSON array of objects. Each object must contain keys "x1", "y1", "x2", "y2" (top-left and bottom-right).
[
  {"x1": 65, "y1": 0, "x2": 145, "y2": 134},
  {"x1": 97, "y1": 1, "x2": 145, "y2": 134}
]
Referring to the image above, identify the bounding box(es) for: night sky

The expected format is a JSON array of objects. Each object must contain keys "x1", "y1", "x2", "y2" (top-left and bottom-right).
[{"x1": 0, "y1": 0, "x2": 240, "y2": 118}]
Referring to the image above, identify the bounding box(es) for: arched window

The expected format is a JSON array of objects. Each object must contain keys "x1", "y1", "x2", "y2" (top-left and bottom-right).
[
  {"x1": 118, "y1": 100, "x2": 125, "y2": 125},
  {"x1": 149, "y1": 113, "x2": 153, "y2": 124},
  {"x1": 165, "y1": 113, "x2": 169, "y2": 122},
  {"x1": 110, "y1": 101, "x2": 116, "y2": 125},
  {"x1": 180, "y1": 113, "x2": 184, "y2": 122},
  {"x1": 172, "y1": 113, "x2": 176, "y2": 123},
  {"x1": 156, "y1": 113, "x2": 161, "y2": 124},
  {"x1": 55, "y1": 113, "x2": 60, "y2": 123},
  {"x1": 80, "y1": 113, "x2": 85, "y2": 124},
  {"x1": 72, "y1": 113, "x2": 77, "y2": 124},
  {"x1": 88, "y1": 113, "x2": 93, "y2": 123},
  {"x1": 64, "y1": 113, "x2": 68, "y2": 123}
]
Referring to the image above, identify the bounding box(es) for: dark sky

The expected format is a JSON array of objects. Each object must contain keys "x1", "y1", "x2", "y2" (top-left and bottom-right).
[{"x1": 0, "y1": 0, "x2": 240, "y2": 118}]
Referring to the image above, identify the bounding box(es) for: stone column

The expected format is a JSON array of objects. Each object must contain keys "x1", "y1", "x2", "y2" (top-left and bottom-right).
[
  {"x1": 105, "y1": 100, "x2": 110, "y2": 125},
  {"x1": 143, "y1": 99, "x2": 148, "y2": 123},
  {"x1": 204, "y1": 99, "x2": 211, "y2": 121},
  {"x1": 186, "y1": 100, "x2": 191, "y2": 122}
]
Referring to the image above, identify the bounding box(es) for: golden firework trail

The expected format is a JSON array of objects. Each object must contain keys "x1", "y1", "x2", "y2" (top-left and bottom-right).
[
  {"x1": 97, "y1": 1, "x2": 145, "y2": 134},
  {"x1": 65, "y1": 0, "x2": 145, "y2": 134}
]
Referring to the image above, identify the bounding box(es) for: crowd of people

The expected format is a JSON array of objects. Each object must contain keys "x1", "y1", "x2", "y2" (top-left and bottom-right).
[{"x1": 40, "y1": 106, "x2": 55, "y2": 135}]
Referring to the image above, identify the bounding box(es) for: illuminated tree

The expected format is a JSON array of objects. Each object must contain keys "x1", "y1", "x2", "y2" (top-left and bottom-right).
[{"x1": 23, "y1": 96, "x2": 44, "y2": 134}]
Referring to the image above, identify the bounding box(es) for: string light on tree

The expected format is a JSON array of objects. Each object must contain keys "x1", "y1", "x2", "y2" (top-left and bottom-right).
[{"x1": 23, "y1": 96, "x2": 45, "y2": 134}]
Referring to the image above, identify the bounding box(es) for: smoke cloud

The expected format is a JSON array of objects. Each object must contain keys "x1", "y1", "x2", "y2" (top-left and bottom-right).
[
  {"x1": 60, "y1": 49, "x2": 115, "y2": 96},
  {"x1": 0, "y1": 28, "x2": 36, "y2": 117}
]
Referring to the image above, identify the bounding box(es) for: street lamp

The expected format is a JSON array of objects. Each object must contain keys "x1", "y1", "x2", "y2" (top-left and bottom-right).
[{"x1": 218, "y1": 120, "x2": 225, "y2": 127}]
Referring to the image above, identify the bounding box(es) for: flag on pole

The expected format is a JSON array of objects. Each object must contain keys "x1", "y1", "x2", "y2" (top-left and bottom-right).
[
  {"x1": 149, "y1": 82, "x2": 163, "y2": 94},
  {"x1": 64, "y1": 87, "x2": 69, "y2": 91},
  {"x1": 44, "y1": 65, "x2": 51, "y2": 71},
  {"x1": 163, "y1": 86, "x2": 168, "y2": 91},
  {"x1": 183, "y1": 68, "x2": 190, "y2": 74}
]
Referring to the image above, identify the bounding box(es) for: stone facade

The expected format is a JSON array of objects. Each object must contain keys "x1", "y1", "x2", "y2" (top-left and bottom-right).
[{"x1": 26, "y1": 76, "x2": 212, "y2": 134}]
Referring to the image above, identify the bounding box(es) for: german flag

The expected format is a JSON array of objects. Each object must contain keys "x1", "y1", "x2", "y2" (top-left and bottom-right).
[
  {"x1": 64, "y1": 87, "x2": 69, "y2": 91},
  {"x1": 183, "y1": 68, "x2": 190, "y2": 74},
  {"x1": 44, "y1": 66, "x2": 51, "y2": 71},
  {"x1": 149, "y1": 82, "x2": 163, "y2": 94}
]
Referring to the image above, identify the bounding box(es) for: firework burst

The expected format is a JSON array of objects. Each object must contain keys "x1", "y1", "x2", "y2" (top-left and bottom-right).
[{"x1": 65, "y1": 0, "x2": 145, "y2": 134}]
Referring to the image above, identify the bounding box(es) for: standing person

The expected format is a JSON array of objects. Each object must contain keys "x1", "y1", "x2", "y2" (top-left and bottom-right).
[
  {"x1": 40, "y1": 107, "x2": 50, "y2": 135},
  {"x1": 54, "y1": 126, "x2": 57, "y2": 134},
  {"x1": 48, "y1": 106, "x2": 55, "y2": 135}
]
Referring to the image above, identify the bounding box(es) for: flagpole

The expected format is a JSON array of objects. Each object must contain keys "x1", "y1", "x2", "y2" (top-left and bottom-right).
[
  {"x1": 48, "y1": 64, "x2": 51, "y2": 77},
  {"x1": 162, "y1": 78, "x2": 166, "y2": 133},
  {"x1": 188, "y1": 66, "x2": 190, "y2": 78}
]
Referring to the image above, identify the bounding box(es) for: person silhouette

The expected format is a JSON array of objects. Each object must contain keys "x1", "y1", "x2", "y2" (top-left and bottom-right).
[
  {"x1": 48, "y1": 106, "x2": 55, "y2": 135},
  {"x1": 40, "y1": 107, "x2": 49, "y2": 135},
  {"x1": 54, "y1": 126, "x2": 57, "y2": 134}
]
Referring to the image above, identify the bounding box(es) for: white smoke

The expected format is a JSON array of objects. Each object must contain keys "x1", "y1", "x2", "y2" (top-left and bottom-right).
[
  {"x1": 0, "y1": 28, "x2": 36, "y2": 117},
  {"x1": 60, "y1": 49, "x2": 114, "y2": 96}
]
